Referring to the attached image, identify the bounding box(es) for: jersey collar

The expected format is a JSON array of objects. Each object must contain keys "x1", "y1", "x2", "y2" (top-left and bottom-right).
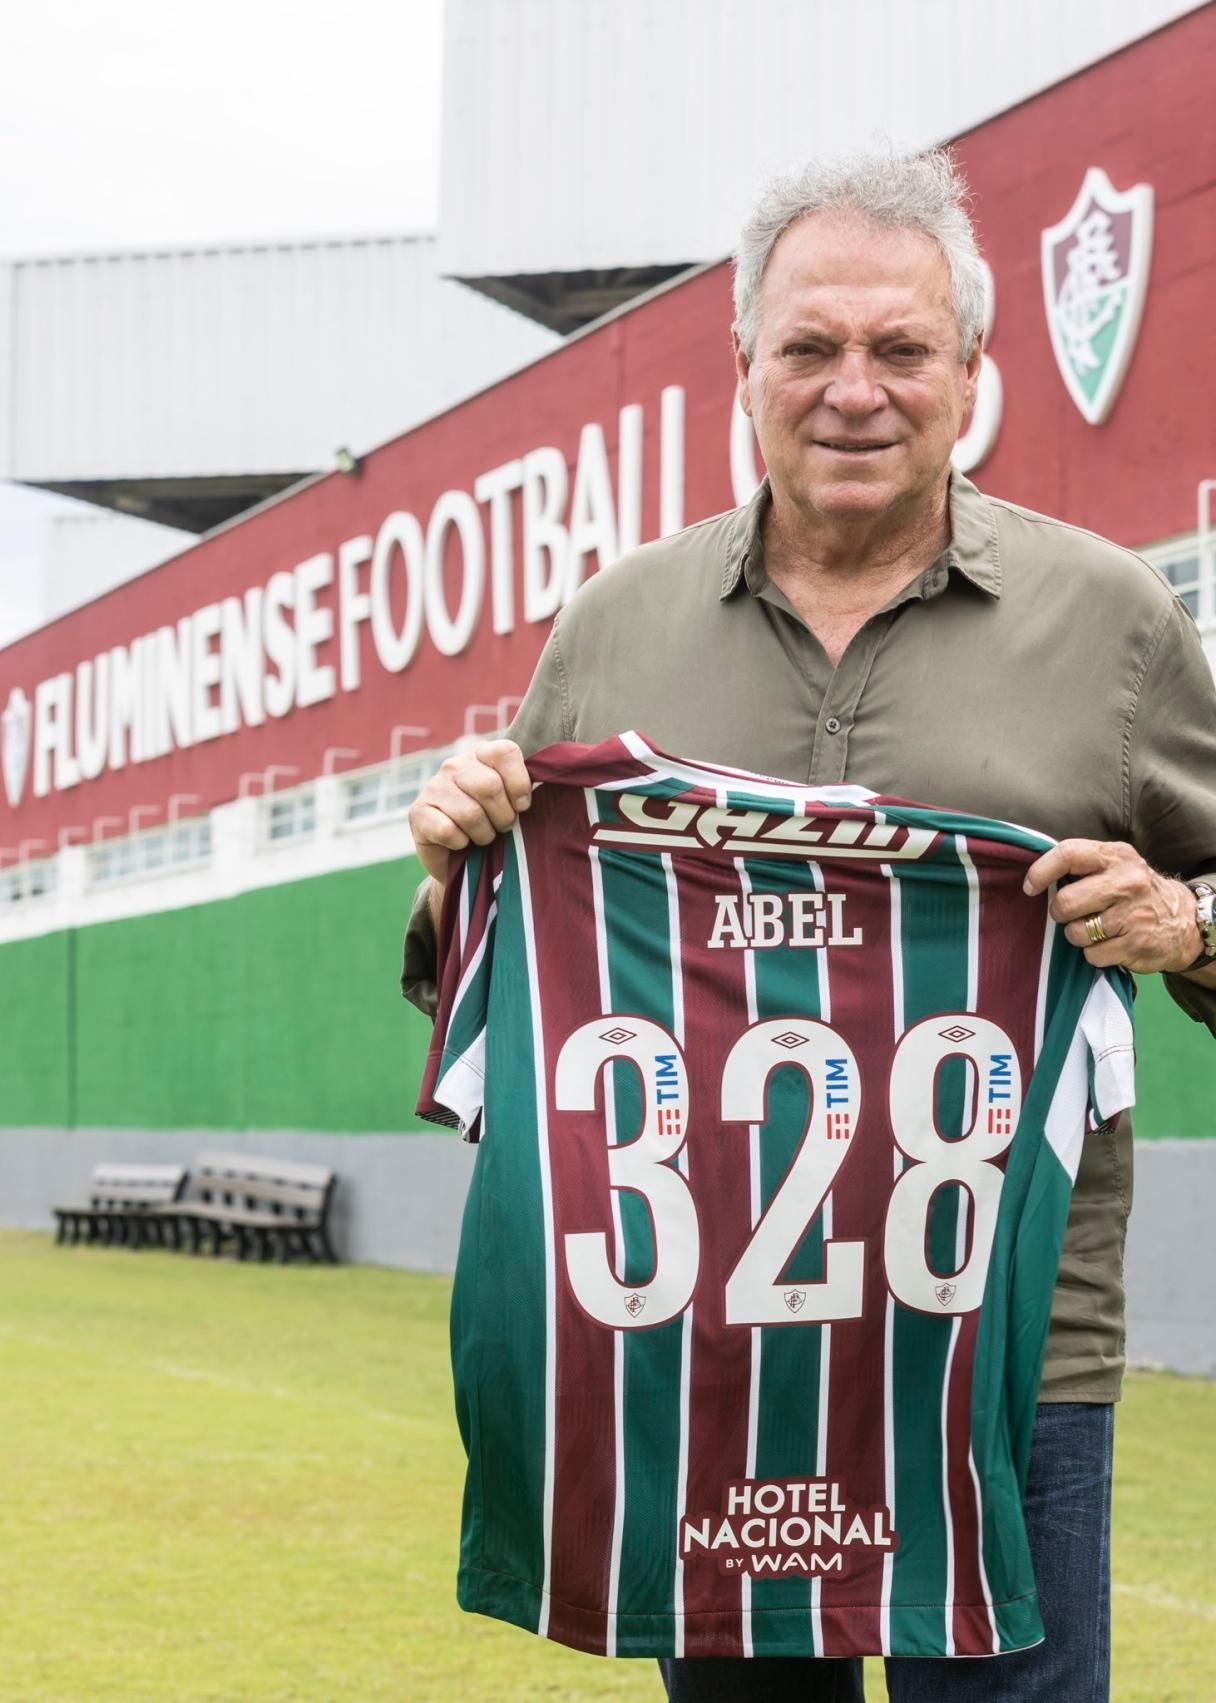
[{"x1": 720, "y1": 471, "x2": 1003, "y2": 601}]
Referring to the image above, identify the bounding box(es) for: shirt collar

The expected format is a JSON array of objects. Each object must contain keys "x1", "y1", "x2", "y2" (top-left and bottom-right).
[{"x1": 720, "y1": 470, "x2": 1002, "y2": 600}]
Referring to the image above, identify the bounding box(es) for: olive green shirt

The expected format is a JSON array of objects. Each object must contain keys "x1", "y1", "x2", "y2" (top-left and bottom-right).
[{"x1": 403, "y1": 472, "x2": 1216, "y2": 1401}]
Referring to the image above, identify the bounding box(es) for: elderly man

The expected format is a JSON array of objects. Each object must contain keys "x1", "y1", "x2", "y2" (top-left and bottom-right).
[{"x1": 404, "y1": 150, "x2": 1216, "y2": 1702}]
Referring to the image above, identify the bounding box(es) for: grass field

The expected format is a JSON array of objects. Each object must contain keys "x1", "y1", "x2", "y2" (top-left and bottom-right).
[{"x1": 1, "y1": 1230, "x2": 1212, "y2": 1702}]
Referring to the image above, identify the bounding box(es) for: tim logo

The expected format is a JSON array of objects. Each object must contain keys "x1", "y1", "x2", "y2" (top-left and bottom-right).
[
  {"x1": 825, "y1": 1058, "x2": 852, "y2": 1139},
  {"x1": 655, "y1": 1054, "x2": 683, "y2": 1137},
  {"x1": 987, "y1": 1054, "x2": 1014, "y2": 1139}
]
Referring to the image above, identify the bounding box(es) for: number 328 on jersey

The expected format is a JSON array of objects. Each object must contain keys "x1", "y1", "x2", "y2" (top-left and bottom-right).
[{"x1": 554, "y1": 1012, "x2": 1022, "y2": 1331}]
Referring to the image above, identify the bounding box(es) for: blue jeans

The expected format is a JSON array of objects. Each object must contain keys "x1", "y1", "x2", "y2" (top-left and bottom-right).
[{"x1": 659, "y1": 1402, "x2": 1114, "y2": 1703}]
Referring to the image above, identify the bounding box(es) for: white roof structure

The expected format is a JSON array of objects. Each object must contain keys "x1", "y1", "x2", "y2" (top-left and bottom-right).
[
  {"x1": 0, "y1": 232, "x2": 558, "y2": 532},
  {"x1": 437, "y1": 0, "x2": 1206, "y2": 328}
]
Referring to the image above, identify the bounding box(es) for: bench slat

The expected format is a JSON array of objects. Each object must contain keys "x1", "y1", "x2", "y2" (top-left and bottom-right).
[
  {"x1": 195, "y1": 1151, "x2": 333, "y2": 1189},
  {"x1": 192, "y1": 1180, "x2": 326, "y2": 1210},
  {"x1": 54, "y1": 1164, "x2": 188, "y2": 1214},
  {"x1": 177, "y1": 1205, "x2": 318, "y2": 1228}
]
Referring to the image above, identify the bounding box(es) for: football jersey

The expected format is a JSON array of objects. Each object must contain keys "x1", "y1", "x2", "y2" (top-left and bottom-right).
[{"x1": 417, "y1": 732, "x2": 1135, "y2": 1662}]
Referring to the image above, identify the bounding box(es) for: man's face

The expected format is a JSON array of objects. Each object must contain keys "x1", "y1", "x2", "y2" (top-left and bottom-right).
[{"x1": 735, "y1": 213, "x2": 982, "y2": 525}]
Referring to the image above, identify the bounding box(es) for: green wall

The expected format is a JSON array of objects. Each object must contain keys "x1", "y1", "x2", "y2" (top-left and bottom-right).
[
  {"x1": 1, "y1": 858, "x2": 435, "y2": 1134},
  {"x1": 1132, "y1": 973, "x2": 1214, "y2": 1140},
  {"x1": 0, "y1": 930, "x2": 74, "y2": 1126},
  {"x1": 0, "y1": 861, "x2": 1211, "y2": 1137}
]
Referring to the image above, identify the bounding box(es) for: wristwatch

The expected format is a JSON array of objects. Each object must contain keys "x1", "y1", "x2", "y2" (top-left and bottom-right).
[{"x1": 1185, "y1": 880, "x2": 1216, "y2": 970}]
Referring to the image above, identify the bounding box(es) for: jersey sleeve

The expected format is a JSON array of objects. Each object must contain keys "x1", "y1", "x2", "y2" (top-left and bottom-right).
[
  {"x1": 415, "y1": 838, "x2": 505, "y2": 1141},
  {"x1": 1082, "y1": 971, "x2": 1137, "y2": 1132},
  {"x1": 1043, "y1": 968, "x2": 1137, "y2": 1182}
]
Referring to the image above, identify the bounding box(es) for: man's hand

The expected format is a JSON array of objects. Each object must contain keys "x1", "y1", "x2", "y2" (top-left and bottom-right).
[
  {"x1": 408, "y1": 740, "x2": 532, "y2": 925},
  {"x1": 1023, "y1": 838, "x2": 1204, "y2": 974}
]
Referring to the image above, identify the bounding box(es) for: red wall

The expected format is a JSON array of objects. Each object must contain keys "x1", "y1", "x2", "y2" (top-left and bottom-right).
[{"x1": 2, "y1": 8, "x2": 1213, "y2": 852}]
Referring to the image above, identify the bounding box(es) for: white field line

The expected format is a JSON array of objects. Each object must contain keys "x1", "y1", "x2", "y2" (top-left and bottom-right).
[
  {"x1": 1112, "y1": 1581, "x2": 1216, "y2": 1622},
  {"x1": 0, "y1": 1322, "x2": 410, "y2": 1429}
]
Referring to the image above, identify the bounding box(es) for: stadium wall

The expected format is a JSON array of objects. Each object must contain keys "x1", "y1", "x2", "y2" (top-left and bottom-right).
[{"x1": 1, "y1": 17, "x2": 1213, "y2": 1378}]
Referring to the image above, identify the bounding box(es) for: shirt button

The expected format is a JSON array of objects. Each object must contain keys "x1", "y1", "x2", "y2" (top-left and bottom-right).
[{"x1": 825, "y1": 717, "x2": 843, "y2": 735}]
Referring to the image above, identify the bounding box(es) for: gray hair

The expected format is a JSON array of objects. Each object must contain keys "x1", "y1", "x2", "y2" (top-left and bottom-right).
[{"x1": 733, "y1": 148, "x2": 986, "y2": 361}]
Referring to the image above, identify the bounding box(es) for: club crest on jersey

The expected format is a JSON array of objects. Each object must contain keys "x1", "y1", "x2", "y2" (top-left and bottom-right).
[
  {"x1": 783, "y1": 1290, "x2": 806, "y2": 1314},
  {"x1": 624, "y1": 1292, "x2": 646, "y2": 1318},
  {"x1": 593, "y1": 793, "x2": 936, "y2": 861},
  {"x1": 935, "y1": 1283, "x2": 957, "y2": 1307},
  {"x1": 1041, "y1": 166, "x2": 1153, "y2": 425}
]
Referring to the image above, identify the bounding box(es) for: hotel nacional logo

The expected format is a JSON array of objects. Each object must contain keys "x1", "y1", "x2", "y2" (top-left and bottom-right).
[{"x1": 1041, "y1": 166, "x2": 1153, "y2": 425}]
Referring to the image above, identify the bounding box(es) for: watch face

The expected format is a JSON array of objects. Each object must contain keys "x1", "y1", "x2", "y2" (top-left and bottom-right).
[{"x1": 1196, "y1": 891, "x2": 1216, "y2": 956}]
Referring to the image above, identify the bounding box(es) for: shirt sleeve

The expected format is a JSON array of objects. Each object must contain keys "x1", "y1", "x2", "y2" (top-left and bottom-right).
[
  {"x1": 1082, "y1": 973, "x2": 1137, "y2": 1132},
  {"x1": 1126, "y1": 595, "x2": 1216, "y2": 1036},
  {"x1": 400, "y1": 619, "x2": 571, "y2": 1021},
  {"x1": 415, "y1": 837, "x2": 506, "y2": 1140},
  {"x1": 1046, "y1": 971, "x2": 1138, "y2": 1184}
]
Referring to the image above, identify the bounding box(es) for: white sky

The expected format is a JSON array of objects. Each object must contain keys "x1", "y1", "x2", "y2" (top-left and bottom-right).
[{"x1": 0, "y1": 0, "x2": 445, "y2": 646}]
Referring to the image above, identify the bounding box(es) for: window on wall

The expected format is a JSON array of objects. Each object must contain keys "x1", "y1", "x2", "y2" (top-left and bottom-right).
[
  {"x1": 89, "y1": 818, "x2": 213, "y2": 888},
  {"x1": 1142, "y1": 534, "x2": 1216, "y2": 676},
  {"x1": 341, "y1": 753, "x2": 436, "y2": 827},
  {"x1": 0, "y1": 857, "x2": 59, "y2": 910},
  {"x1": 263, "y1": 786, "x2": 317, "y2": 845}
]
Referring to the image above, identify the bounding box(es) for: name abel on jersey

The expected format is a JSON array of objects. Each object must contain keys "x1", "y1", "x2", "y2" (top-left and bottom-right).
[
  {"x1": 680, "y1": 1478, "x2": 897, "y2": 1579},
  {"x1": 707, "y1": 889, "x2": 860, "y2": 951}
]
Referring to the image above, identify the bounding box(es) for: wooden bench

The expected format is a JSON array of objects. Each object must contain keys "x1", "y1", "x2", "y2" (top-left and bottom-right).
[
  {"x1": 53, "y1": 1164, "x2": 188, "y2": 1248},
  {"x1": 162, "y1": 1152, "x2": 338, "y2": 1263}
]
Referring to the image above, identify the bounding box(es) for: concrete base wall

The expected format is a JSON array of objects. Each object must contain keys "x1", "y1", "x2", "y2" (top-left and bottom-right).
[
  {"x1": 3, "y1": 1128, "x2": 1212, "y2": 1377},
  {"x1": 0, "y1": 1127, "x2": 476, "y2": 1275},
  {"x1": 1124, "y1": 1140, "x2": 1216, "y2": 1377}
]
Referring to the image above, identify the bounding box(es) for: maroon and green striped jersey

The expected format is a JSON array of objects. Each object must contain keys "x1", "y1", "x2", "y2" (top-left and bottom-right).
[{"x1": 417, "y1": 732, "x2": 1135, "y2": 1662}]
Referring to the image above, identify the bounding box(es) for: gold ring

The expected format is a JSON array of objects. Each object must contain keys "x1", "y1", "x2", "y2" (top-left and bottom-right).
[{"x1": 1084, "y1": 913, "x2": 1108, "y2": 945}]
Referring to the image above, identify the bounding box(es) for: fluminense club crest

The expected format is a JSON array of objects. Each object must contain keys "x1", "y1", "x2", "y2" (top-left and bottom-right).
[
  {"x1": 1041, "y1": 166, "x2": 1153, "y2": 425},
  {"x1": 2, "y1": 686, "x2": 31, "y2": 810}
]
